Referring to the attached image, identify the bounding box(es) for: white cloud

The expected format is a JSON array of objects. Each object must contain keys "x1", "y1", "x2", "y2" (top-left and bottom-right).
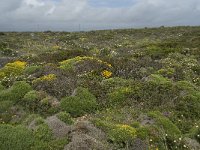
[{"x1": 0, "y1": 0, "x2": 200, "y2": 31}]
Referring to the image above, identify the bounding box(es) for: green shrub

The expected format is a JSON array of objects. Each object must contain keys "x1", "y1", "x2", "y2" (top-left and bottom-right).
[
  {"x1": 0, "y1": 123, "x2": 66, "y2": 150},
  {"x1": 175, "y1": 94, "x2": 200, "y2": 120},
  {"x1": 0, "y1": 47, "x2": 17, "y2": 56},
  {"x1": 108, "y1": 124, "x2": 136, "y2": 144},
  {"x1": 147, "y1": 74, "x2": 172, "y2": 86},
  {"x1": 0, "y1": 84, "x2": 5, "y2": 91},
  {"x1": 101, "y1": 77, "x2": 132, "y2": 90},
  {"x1": 61, "y1": 87, "x2": 97, "y2": 117},
  {"x1": 157, "y1": 67, "x2": 175, "y2": 78},
  {"x1": 141, "y1": 74, "x2": 177, "y2": 108},
  {"x1": 92, "y1": 118, "x2": 114, "y2": 131},
  {"x1": 136, "y1": 127, "x2": 149, "y2": 140},
  {"x1": 23, "y1": 90, "x2": 55, "y2": 115},
  {"x1": 23, "y1": 114, "x2": 44, "y2": 126},
  {"x1": 146, "y1": 42, "x2": 181, "y2": 58},
  {"x1": 175, "y1": 81, "x2": 200, "y2": 119},
  {"x1": 148, "y1": 111, "x2": 181, "y2": 139},
  {"x1": 33, "y1": 123, "x2": 53, "y2": 142},
  {"x1": 24, "y1": 65, "x2": 41, "y2": 75},
  {"x1": 107, "y1": 87, "x2": 132, "y2": 106},
  {"x1": 0, "y1": 124, "x2": 34, "y2": 150},
  {"x1": 0, "y1": 81, "x2": 32, "y2": 102},
  {"x1": 188, "y1": 123, "x2": 200, "y2": 143},
  {"x1": 22, "y1": 90, "x2": 41, "y2": 112},
  {"x1": 0, "y1": 100, "x2": 14, "y2": 113},
  {"x1": 48, "y1": 138, "x2": 69, "y2": 150},
  {"x1": 57, "y1": 112, "x2": 74, "y2": 125}
]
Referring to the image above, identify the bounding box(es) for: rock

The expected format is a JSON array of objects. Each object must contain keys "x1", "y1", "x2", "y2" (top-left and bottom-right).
[
  {"x1": 74, "y1": 121, "x2": 106, "y2": 141},
  {"x1": 64, "y1": 133, "x2": 106, "y2": 150},
  {"x1": 184, "y1": 137, "x2": 200, "y2": 150},
  {"x1": 64, "y1": 121, "x2": 108, "y2": 150},
  {"x1": 130, "y1": 138, "x2": 148, "y2": 150},
  {"x1": 45, "y1": 116, "x2": 72, "y2": 139},
  {"x1": 138, "y1": 114, "x2": 155, "y2": 126}
]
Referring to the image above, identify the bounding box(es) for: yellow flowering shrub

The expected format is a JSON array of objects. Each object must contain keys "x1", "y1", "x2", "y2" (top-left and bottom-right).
[
  {"x1": 101, "y1": 70, "x2": 112, "y2": 78},
  {"x1": 59, "y1": 56, "x2": 112, "y2": 70},
  {"x1": 0, "y1": 61, "x2": 27, "y2": 79},
  {"x1": 52, "y1": 45, "x2": 61, "y2": 50},
  {"x1": 33, "y1": 74, "x2": 57, "y2": 83},
  {"x1": 109, "y1": 124, "x2": 136, "y2": 143}
]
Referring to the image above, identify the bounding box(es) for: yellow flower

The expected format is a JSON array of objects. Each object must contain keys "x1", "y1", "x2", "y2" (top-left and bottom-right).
[
  {"x1": 40, "y1": 74, "x2": 56, "y2": 81},
  {"x1": 52, "y1": 45, "x2": 61, "y2": 50},
  {"x1": 33, "y1": 74, "x2": 57, "y2": 83},
  {"x1": 102, "y1": 70, "x2": 112, "y2": 78},
  {"x1": 0, "y1": 60, "x2": 27, "y2": 78}
]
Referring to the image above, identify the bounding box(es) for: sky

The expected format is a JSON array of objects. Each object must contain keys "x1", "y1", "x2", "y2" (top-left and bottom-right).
[{"x1": 0, "y1": 0, "x2": 200, "y2": 31}]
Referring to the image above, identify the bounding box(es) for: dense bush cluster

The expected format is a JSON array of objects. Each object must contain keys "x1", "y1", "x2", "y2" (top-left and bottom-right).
[{"x1": 60, "y1": 87, "x2": 97, "y2": 117}]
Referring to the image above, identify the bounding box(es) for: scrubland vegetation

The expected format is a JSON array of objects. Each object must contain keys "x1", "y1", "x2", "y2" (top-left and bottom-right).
[{"x1": 0, "y1": 26, "x2": 200, "y2": 150}]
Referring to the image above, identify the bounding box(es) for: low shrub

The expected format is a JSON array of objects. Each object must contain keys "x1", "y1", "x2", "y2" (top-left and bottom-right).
[
  {"x1": 157, "y1": 67, "x2": 175, "y2": 78},
  {"x1": 148, "y1": 111, "x2": 182, "y2": 149},
  {"x1": 108, "y1": 124, "x2": 136, "y2": 145},
  {"x1": 148, "y1": 111, "x2": 181, "y2": 139},
  {"x1": 0, "y1": 61, "x2": 27, "y2": 79},
  {"x1": 60, "y1": 87, "x2": 97, "y2": 117},
  {"x1": 0, "y1": 81, "x2": 32, "y2": 102},
  {"x1": 24, "y1": 65, "x2": 41, "y2": 75},
  {"x1": 0, "y1": 100, "x2": 14, "y2": 113},
  {"x1": 0, "y1": 84, "x2": 5, "y2": 91},
  {"x1": 57, "y1": 112, "x2": 74, "y2": 125},
  {"x1": 59, "y1": 56, "x2": 112, "y2": 78},
  {"x1": 23, "y1": 90, "x2": 58, "y2": 115},
  {"x1": 0, "y1": 124, "x2": 34, "y2": 150},
  {"x1": 107, "y1": 87, "x2": 132, "y2": 106},
  {"x1": 188, "y1": 122, "x2": 200, "y2": 143},
  {"x1": 33, "y1": 123, "x2": 53, "y2": 142},
  {"x1": 22, "y1": 90, "x2": 44, "y2": 112},
  {"x1": 146, "y1": 42, "x2": 181, "y2": 59},
  {"x1": 23, "y1": 114, "x2": 44, "y2": 126}
]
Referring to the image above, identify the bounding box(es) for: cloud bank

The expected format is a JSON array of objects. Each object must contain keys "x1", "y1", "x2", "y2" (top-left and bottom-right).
[{"x1": 0, "y1": 0, "x2": 200, "y2": 31}]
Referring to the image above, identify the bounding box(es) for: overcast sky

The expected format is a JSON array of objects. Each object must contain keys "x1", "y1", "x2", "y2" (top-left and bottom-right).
[{"x1": 0, "y1": 0, "x2": 200, "y2": 31}]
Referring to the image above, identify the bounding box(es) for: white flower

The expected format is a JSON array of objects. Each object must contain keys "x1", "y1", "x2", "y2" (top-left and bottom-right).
[{"x1": 174, "y1": 140, "x2": 176, "y2": 143}]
